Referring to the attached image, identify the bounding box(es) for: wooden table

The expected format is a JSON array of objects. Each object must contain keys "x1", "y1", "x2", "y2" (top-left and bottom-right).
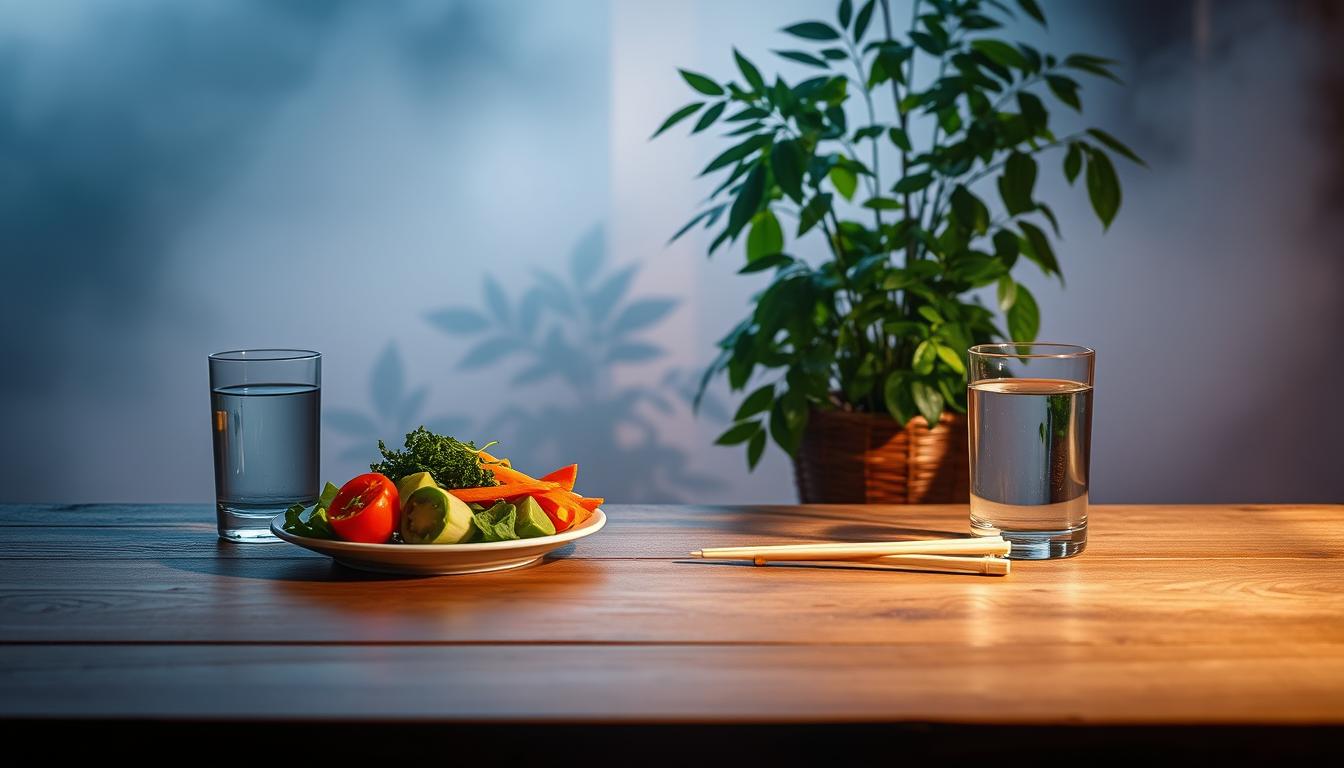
[{"x1": 2, "y1": 503, "x2": 1342, "y2": 756}]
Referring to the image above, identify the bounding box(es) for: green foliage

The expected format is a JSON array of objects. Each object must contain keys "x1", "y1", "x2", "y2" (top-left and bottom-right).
[
  {"x1": 654, "y1": 0, "x2": 1141, "y2": 469},
  {"x1": 370, "y1": 427, "x2": 499, "y2": 488}
]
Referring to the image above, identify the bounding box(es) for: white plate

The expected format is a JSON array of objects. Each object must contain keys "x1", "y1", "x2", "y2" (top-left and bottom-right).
[{"x1": 269, "y1": 508, "x2": 606, "y2": 576}]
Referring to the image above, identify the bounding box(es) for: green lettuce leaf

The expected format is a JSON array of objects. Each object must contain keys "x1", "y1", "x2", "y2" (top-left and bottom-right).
[{"x1": 470, "y1": 501, "x2": 520, "y2": 542}]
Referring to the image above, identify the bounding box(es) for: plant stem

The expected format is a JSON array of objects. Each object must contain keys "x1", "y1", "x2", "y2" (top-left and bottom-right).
[
  {"x1": 844, "y1": 36, "x2": 882, "y2": 230},
  {"x1": 880, "y1": 0, "x2": 918, "y2": 373}
]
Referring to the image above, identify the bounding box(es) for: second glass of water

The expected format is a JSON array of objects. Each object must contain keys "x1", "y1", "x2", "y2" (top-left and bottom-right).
[
  {"x1": 209, "y1": 349, "x2": 321, "y2": 542},
  {"x1": 968, "y1": 343, "x2": 1094, "y2": 559}
]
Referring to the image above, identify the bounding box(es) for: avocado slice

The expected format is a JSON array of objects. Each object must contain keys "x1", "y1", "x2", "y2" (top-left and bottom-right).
[
  {"x1": 401, "y1": 485, "x2": 474, "y2": 544},
  {"x1": 395, "y1": 471, "x2": 438, "y2": 504},
  {"x1": 515, "y1": 496, "x2": 556, "y2": 539}
]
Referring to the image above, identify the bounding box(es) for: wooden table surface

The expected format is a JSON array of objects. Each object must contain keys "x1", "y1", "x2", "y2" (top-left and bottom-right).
[{"x1": 2, "y1": 503, "x2": 1343, "y2": 727}]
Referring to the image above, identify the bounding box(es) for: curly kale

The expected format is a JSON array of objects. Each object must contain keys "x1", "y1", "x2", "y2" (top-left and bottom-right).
[{"x1": 370, "y1": 427, "x2": 498, "y2": 489}]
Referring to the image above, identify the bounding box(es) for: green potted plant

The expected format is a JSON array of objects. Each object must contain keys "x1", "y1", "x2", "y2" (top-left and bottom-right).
[{"x1": 654, "y1": 0, "x2": 1140, "y2": 503}]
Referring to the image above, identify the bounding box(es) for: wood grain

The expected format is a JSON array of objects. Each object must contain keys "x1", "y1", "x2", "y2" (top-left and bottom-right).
[
  {"x1": 2, "y1": 503, "x2": 1343, "y2": 725},
  {"x1": 2, "y1": 558, "x2": 1342, "y2": 645},
  {"x1": 6, "y1": 643, "x2": 1344, "y2": 724},
  {"x1": 4, "y1": 504, "x2": 1343, "y2": 559}
]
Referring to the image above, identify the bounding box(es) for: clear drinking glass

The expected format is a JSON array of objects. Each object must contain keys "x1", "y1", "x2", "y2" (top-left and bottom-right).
[
  {"x1": 209, "y1": 349, "x2": 321, "y2": 542},
  {"x1": 968, "y1": 343, "x2": 1094, "y2": 559}
]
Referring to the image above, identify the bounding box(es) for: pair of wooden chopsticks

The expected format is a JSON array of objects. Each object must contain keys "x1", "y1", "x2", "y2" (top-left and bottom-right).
[{"x1": 689, "y1": 536, "x2": 1011, "y2": 576}]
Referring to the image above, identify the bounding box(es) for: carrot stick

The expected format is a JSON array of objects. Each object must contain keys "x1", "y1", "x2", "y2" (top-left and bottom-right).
[
  {"x1": 449, "y1": 481, "x2": 559, "y2": 503},
  {"x1": 477, "y1": 451, "x2": 538, "y2": 485},
  {"x1": 533, "y1": 492, "x2": 574, "y2": 532},
  {"x1": 540, "y1": 464, "x2": 578, "y2": 491},
  {"x1": 477, "y1": 452, "x2": 595, "y2": 522}
]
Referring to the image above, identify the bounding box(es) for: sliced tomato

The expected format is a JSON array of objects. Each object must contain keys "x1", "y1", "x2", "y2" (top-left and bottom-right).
[{"x1": 328, "y1": 473, "x2": 398, "y2": 543}]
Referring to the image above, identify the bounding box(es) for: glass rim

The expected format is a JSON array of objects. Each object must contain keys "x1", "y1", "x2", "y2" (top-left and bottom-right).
[
  {"x1": 209, "y1": 349, "x2": 321, "y2": 362},
  {"x1": 969, "y1": 342, "x2": 1094, "y2": 359}
]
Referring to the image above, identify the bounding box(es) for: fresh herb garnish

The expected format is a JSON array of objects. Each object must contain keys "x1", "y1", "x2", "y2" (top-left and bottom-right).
[
  {"x1": 470, "y1": 500, "x2": 520, "y2": 542},
  {"x1": 282, "y1": 482, "x2": 341, "y2": 539},
  {"x1": 369, "y1": 427, "x2": 498, "y2": 489}
]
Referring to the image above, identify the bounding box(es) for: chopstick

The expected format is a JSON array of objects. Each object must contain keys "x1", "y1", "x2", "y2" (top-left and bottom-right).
[
  {"x1": 690, "y1": 535, "x2": 1010, "y2": 562},
  {"x1": 751, "y1": 553, "x2": 1010, "y2": 576}
]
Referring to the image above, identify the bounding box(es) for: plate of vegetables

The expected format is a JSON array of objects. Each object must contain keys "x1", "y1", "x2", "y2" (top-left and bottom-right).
[{"x1": 271, "y1": 428, "x2": 606, "y2": 575}]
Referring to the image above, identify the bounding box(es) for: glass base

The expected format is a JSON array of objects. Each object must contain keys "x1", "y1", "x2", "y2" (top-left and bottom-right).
[
  {"x1": 971, "y1": 520, "x2": 1087, "y2": 560},
  {"x1": 217, "y1": 503, "x2": 293, "y2": 542}
]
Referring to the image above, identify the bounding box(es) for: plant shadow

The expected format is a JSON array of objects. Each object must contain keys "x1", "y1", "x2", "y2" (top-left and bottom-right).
[{"x1": 426, "y1": 223, "x2": 727, "y2": 502}]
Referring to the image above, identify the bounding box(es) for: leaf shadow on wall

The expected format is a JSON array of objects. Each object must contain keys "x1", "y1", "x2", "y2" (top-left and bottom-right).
[
  {"x1": 326, "y1": 342, "x2": 468, "y2": 462},
  {"x1": 426, "y1": 224, "x2": 727, "y2": 503}
]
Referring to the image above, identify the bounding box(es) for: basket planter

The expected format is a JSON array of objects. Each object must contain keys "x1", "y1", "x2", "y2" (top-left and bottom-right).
[{"x1": 793, "y1": 409, "x2": 969, "y2": 504}]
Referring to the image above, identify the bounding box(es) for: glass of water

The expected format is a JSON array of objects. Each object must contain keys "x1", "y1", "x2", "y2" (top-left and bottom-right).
[
  {"x1": 968, "y1": 343, "x2": 1094, "y2": 560},
  {"x1": 209, "y1": 349, "x2": 321, "y2": 542}
]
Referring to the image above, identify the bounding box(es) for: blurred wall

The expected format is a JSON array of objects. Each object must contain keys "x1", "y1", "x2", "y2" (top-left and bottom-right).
[{"x1": 0, "y1": 0, "x2": 1340, "y2": 504}]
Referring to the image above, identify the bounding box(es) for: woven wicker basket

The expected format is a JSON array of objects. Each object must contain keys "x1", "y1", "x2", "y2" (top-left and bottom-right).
[{"x1": 793, "y1": 408, "x2": 970, "y2": 504}]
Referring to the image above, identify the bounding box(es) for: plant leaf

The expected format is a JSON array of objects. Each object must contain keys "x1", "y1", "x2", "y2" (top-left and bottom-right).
[
  {"x1": 996, "y1": 275, "x2": 1018, "y2": 311},
  {"x1": 935, "y1": 343, "x2": 966, "y2": 375},
  {"x1": 913, "y1": 339, "x2": 937, "y2": 375},
  {"x1": 651, "y1": 102, "x2": 704, "y2": 139},
  {"x1": 888, "y1": 127, "x2": 912, "y2": 152},
  {"x1": 1016, "y1": 0, "x2": 1046, "y2": 26},
  {"x1": 680, "y1": 69, "x2": 724, "y2": 96},
  {"x1": 829, "y1": 164, "x2": 858, "y2": 200},
  {"x1": 426, "y1": 308, "x2": 490, "y2": 334},
  {"x1": 774, "y1": 50, "x2": 829, "y2": 69},
  {"x1": 692, "y1": 101, "x2": 727, "y2": 133},
  {"x1": 734, "y1": 383, "x2": 776, "y2": 421},
  {"x1": 883, "y1": 371, "x2": 914, "y2": 424},
  {"x1": 852, "y1": 124, "x2": 886, "y2": 141},
  {"x1": 971, "y1": 39, "x2": 1027, "y2": 70},
  {"x1": 892, "y1": 172, "x2": 934, "y2": 194},
  {"x1": 734, "y1": 48, "x2": 765, "y2": 92},
  {"x1": 771, "y1": 140, "x2": 806, "y2": 203},
  {"x1": 797, "y1": 193, "x2": 833, "y2": 237},
  {"x1": 669, "y1": 205, "x2": 726, "y2": 243},
  {"x1": 1063, "y1": 142, "x2": 1083, "y2": 184},
  {"x1": 854, "y1": 0, "x2": 877, "y2": 40},
  {"x1": 727, "y1": 164, "x2": 766, "y2": 239},
  {"x1": 738, "y1": 253, "x2": 794, "y2": 274},
  {"x1": 838, "y1": 0, "x2": 853, "y2": 28},
  {"x1": 1006, "y1": 282, "x2": 1040, "y2": 341},
  {"x1": 746, "y1": 210, "x2": 784, "y2": 261},
  {"x1": 863, "y1": 196, "x2": 903, "y2": 210},
  {"x1": 1086, "y1": 128, "x2": 1145, "y2": 166},
  {"x1": 783, "y1": 21, "x2": 841, "y2": 41},
  {"x1": 1046, "y1": 74, "x2": 1081, "y2": 111},
  {"x1": 950, "y1": 185, "x2": 990, "y2": 234},
  {"x1": 715, "y1": 420, "x2": 761, "y2": 446},
  {"x1": 746, "y1": 429, "x2": 767, "y2": 469},
  {"x1": 701, "y1": 133, "x2": 772, "y2": 176},
  {"x1": 1017, "y1": 91, "x2": 1047, "y2": 132},
  {"x1": 992, "y1": 229, "x2": 1020, "y2": 269},
  {"x1": 911, "y1": 380, "x2": 945, "y2": 427},
  {"x1": 998, "y1": 151, "x2": 1037, "y2": 215},
  {"x1": 1085, "y1": 147, "x2": 1121, "y2": 229},
  {"x1": 1018, "y1": 220, "x2": 1060, "y2": 276}
]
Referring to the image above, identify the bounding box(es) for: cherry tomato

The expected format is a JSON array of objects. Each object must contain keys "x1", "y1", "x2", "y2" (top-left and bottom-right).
[{"x1": 328, "y1": 473, "x2": 398, "y2": 543}]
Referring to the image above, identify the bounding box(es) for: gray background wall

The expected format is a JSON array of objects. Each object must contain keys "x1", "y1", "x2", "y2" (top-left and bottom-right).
[{"x1": 1, "y1": 0, "x2": 1340, "y2": 504}]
